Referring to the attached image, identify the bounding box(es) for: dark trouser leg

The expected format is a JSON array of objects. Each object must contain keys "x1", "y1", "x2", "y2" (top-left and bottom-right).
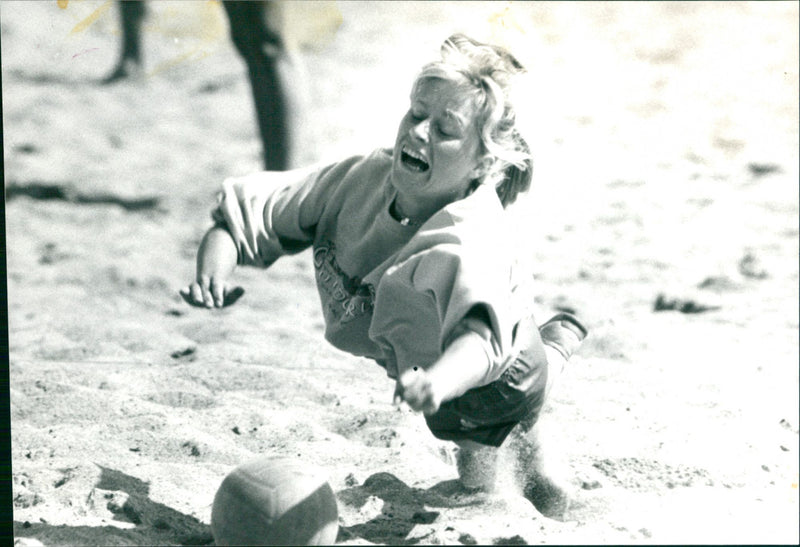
[
  {"x1": 119, "y1": 1, "x2": 146, "y2": 64},
  {"x1": 222, "y1": 1, "x2": 291, "y2": 171},
  {"x1": 103, "y1": 1, "x2": 146, "y2": 83}
]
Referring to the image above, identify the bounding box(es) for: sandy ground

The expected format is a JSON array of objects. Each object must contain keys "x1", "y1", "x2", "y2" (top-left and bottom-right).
[{"x1": 3, "y1": 1, "x2": 799, "y2": 545}]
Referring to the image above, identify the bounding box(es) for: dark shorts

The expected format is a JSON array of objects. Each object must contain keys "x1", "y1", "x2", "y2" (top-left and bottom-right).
[{"x1": 424, "y1": 347, "x2": 548, "y2": 448}]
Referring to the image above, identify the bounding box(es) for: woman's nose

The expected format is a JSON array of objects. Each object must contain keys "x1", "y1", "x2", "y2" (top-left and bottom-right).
[{"x1": 410, "y1": 119, "x2": 430, "y2": 142}]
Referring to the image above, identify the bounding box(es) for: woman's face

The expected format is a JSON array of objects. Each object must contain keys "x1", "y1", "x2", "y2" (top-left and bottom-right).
[{"x1": 391, "y1": 77, "x2": 485, "y2": 216}]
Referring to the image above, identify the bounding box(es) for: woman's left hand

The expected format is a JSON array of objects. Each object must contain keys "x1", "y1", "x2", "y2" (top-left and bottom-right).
[{"x1": 393, "y1": 368, "x2": 443, "y2": 415}]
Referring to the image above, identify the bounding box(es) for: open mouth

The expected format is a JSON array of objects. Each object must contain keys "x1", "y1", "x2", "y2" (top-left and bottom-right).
[{"x1": 401, "y1": 146, "x2": 429, "y2": 173}]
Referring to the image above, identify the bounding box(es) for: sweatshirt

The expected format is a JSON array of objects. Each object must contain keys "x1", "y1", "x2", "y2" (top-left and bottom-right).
[{"x1": 212, "y1": 148, "x2": 534, "y2": 386}]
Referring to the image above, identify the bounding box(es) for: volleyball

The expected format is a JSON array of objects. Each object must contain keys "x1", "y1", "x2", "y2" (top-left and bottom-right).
[{"x1": 211, "y1": 457, "x2": 339, "y2": 546}]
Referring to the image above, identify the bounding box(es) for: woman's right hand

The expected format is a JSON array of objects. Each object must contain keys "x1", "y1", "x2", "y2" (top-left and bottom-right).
[
  {"x1": 180, "y1": 277, "x2": 244, "y2": 308},
  {"x1": 180, "y1": 225, "x2": 243, "y2": 308}
]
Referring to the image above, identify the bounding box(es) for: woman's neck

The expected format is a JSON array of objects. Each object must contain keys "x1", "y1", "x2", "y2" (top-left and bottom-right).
[
  {"x1": 392, "y1": 190, "x2": 459, "y2": 227},
  {"x1": 390, "y1": 195, "x2": 427, "y2": 227}
]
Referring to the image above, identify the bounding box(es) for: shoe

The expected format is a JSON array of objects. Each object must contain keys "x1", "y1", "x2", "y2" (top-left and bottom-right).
[
  {"x1": 101, "y1": 59, "x2": 143, "y2": 85},
  {"x1": 538, "y1": 313, "x2": 588, "y2": 361}
]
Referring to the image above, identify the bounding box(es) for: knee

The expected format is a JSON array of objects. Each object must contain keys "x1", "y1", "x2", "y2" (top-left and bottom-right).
[
  {"x1": 228, "y1": 27, "x2": 255, "y2": 59},
  {"x1": 225, "y1": 8, "x2": 283, "y2": 60}
]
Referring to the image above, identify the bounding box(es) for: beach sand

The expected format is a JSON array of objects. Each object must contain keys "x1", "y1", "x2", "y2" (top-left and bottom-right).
[{"x1": 4, "y1": 1, "x2": 799, "y2": 544}]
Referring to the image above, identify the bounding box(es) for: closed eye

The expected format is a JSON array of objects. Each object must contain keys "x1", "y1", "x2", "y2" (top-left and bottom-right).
[
  {"x1": 437, "y1": 121, "x2": 461, "y2": 138},
  {"x1": 439, "y1": 112, "x2": 464, "y2": 138}
]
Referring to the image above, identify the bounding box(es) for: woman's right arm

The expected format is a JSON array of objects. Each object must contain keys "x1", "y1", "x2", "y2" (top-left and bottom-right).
[
  {"x1": 179, "y1": 154, "x2": 368, "y2": 308},
  {"x1": 180, "y1": 164, "x2": 327, "y2": 308}
]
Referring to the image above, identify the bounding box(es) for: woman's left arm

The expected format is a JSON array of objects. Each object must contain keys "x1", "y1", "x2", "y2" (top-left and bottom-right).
[{"x1": 394, "y1": 328, "x2": 492, "y2": 414}]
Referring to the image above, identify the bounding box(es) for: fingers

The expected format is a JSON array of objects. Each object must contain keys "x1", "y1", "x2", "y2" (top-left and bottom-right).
[
  {"x1": 197, "y1": 275, "x2": 215, "y2": 308},
  {"x1": 210, "y1": 276, "x2": 225, "y2": 308},
  {"x1": 180, "y1": 278, "x2": 245, "y2": 309},
  {"x1": 395, "y1": 368, "x2": 440, "y2": 415},
  {"x1": 180, "y1": 282, "x2": 244, "y2": 309},
  {"x1": 392, "y1": 370, "x2": 415, "y2": 406},
  {"x1": 392, "y1": 382, "x2": 403, "y2": 407},
  {"x1": 180, "y1": 283, "x2": 204, "y2": 307},
  {"x1": 179, "y1": 286, "x2": 197, "y2": 306},
  {"x1": 179, "y1": 283, "x2": 207, "y2": 308}
]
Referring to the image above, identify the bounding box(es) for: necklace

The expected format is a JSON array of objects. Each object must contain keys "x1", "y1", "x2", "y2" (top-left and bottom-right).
[{"x1": 390, "y1": 197, "x2": 420, "y2": 227}]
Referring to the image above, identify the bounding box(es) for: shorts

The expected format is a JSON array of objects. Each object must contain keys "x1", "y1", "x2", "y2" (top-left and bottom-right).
[{"x1": 424, "y1": 346, "x2": 548, "y2": 448}]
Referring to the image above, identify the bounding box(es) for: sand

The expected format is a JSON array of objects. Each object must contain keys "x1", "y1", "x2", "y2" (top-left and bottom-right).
[{"x1": 4, "y1": 1, "x2": 799, "y2": 545}]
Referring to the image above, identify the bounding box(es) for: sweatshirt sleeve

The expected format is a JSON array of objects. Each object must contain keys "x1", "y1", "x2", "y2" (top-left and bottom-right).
[
  {"x1": 410, "y1": 245, "x2": 513, "y2": 383},
  {"x1": 211, "y1": 156, "x2": 364, "y2": 267},
  {"x1": 370, "y1": 240, "x2": 515, "y2": 387}
]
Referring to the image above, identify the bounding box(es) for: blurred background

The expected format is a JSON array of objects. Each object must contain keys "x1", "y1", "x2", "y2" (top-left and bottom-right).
[{"x1": 3, "y1": 1, "x2": 798, "y2": 270}]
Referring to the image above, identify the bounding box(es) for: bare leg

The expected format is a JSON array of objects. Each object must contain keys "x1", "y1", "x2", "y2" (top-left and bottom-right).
[
  {"x1": 455, "y1": 313, "x2": 587, "y2": 519},
  {"x1": 455, "y1": 439, "x2": 499, "y2": 491},
  {"x1": 508, "y1": 422, "x2": 572, "y2": 520},
  {"x1": 516, "y1": 314, "x2": 587, "y2": 519}
]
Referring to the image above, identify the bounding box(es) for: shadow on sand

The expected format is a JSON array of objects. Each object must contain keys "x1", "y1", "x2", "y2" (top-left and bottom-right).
[
  {"x1": 15, "y1": 470, "x2": 509, "y2": 545},
  {"x1": 6, "y1": 183, "x2": 163, "y2": 213},
  {"x1": 13, "y1": 466, "x2": 213, "y2": 546},
  {"x1": 337, "y1": 472, "x2": 492, "y2": 545}
]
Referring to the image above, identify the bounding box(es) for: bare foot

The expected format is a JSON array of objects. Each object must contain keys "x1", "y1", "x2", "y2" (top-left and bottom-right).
[
  {"x1": 507, "y1": 426, "x2": 574, "y2": 521},
  {"x1": 522, "y1": 468, "x2": 572, "y2": 520}
]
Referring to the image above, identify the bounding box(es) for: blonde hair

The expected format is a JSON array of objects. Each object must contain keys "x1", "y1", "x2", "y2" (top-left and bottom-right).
[{"x1": 412, "y1": 34, "x2": 533, "y2": 208}]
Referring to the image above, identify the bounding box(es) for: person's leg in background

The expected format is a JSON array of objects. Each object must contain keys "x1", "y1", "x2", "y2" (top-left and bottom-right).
[
  {"x1": 103, "y1": 1, "x2": 147, "y2": 84},
  {"x1": 222, "y1": 1, "x2": 292, "y2": 171}
]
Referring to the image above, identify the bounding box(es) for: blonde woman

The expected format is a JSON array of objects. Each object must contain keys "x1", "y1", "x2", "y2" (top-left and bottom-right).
[{"x1": 182, "y1": 34, "x2": 587, "y2": 518}]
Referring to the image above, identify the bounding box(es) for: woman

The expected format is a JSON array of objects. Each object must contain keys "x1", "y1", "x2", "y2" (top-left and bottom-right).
[{"x1": 181, "y1": 34, "x2": 587, "y2": 519}]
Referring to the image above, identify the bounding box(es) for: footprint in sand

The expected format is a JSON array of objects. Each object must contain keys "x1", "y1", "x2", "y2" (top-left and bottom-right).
[{"x1": 592, "y1": 457, "x2": 715, "y2": 492}]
